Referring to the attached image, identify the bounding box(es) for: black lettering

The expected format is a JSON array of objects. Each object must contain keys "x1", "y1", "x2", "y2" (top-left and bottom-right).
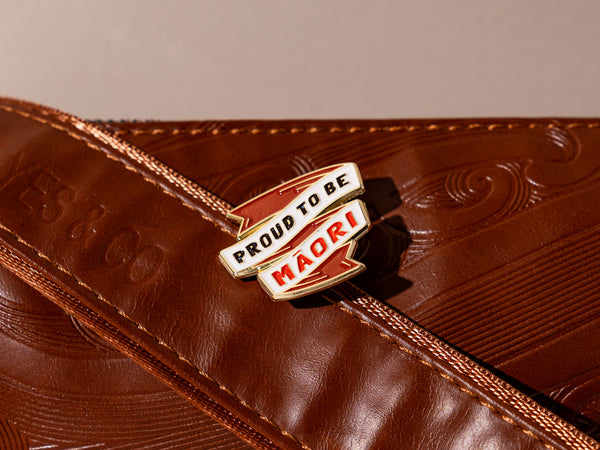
[
  {"x1": 308, "y1": 194, "x2": 319, "y2": 207},
  {"x1": 283, "y1": 215, "x2": 294, "y2": 230},
  {"x1": 246, "y1": 242, "x2": 261, "y2": 256},
  {"x1": 260, "y1": 233, "x2": 272, "y2": 248},
  {"x1": 233, "y1": 250, "x2": 245, "y2": 263},
  {"x1": 324, "y1": 182, "x2": 336, "y2": 195},
  {"x1": 270, "y1": 223, "x2": 283, "y2": 239},
  {"x1": 336, "y1": 174, "x2": 349, "y2": 188},
  {"x1": 296, "y1": 202, "x2": 307, "y2": 215}
]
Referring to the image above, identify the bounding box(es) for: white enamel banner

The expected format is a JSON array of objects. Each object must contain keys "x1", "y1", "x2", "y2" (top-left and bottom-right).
[{"x1": 219, "y1": 163, "x2": 371, "y2": 301}]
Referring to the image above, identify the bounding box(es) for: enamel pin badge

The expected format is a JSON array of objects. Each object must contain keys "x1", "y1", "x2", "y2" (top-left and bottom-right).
[{"x1": 219, "y1": 163, "x2": 371, "y2": 300}]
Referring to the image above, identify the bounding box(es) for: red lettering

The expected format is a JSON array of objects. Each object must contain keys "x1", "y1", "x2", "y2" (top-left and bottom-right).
[
  {"x1": 345, "y1": 210, "x2": 357, "y2": 228},
  {"x1": 327, "y1": 221, "x2": 346, "y2": 243},
  {"x1": 310, "y1": 237, "x2": 327, "y2": 257},
  {"x1": 272, "y1": 264, "x2": 295, "y2": 286},
  {"x1": 297, "y1": 253, "x2": 313, "y2": 272}
]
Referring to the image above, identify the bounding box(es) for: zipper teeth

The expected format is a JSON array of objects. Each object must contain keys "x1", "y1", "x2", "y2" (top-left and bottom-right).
[
  {"x1": 3, "y1": 97, "x2": 598, "y2": 449},
  {"x1": 0, "y1": 240, "x2": 279, "y2": 450},
  {"x1": 343, "y1": 283, "x2": 600, "y2": 450}
]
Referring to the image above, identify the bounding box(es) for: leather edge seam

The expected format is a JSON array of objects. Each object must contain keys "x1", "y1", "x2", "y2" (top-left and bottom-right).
[
  {"x1": 342, "y1": 283, "x2": 600, "y2": 450},
  {"x1": 0, "y1": 222, "x2": 310, "y2": 450},
  {"x1": 109, "y1": 122, "x2": 600, "y2": 137},
  {"x1": 328, "y1": 296, "x2": 559, "y2": 449},
  {"x1": 0, "y1": 103, "x2": 236, "y2": 238}
]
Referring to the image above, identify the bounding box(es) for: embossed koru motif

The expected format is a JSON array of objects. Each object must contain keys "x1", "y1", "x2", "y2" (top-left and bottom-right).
[{"x1": 219, "y1": 163, "x2": 371, "y2": 300}]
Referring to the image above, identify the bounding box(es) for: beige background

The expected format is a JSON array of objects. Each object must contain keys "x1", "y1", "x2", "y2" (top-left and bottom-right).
[{"x1": 1, "y1": 1, "x2": 599, "y2": 120}]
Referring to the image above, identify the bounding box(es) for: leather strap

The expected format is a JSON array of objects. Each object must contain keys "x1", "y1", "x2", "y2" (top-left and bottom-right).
[
  {"x1": 0, "y1": 98, "x2": 596, "y2": 449},
  {"x1": 113, "y1": 116, "x2": 600, "y2": 437}
]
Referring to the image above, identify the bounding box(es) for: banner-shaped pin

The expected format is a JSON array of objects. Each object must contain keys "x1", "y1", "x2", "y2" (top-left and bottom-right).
[{"x1": 219, "y1": 163, "x2": 371, "y2": 300}]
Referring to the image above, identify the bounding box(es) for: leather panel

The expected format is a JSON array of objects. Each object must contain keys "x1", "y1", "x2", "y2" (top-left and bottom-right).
[
  {"x1": 0, "y1": 100, "x2": 594, "y2": 449},
  {"x1": 105, "y1": 118, "x2": 600, "y2": 440}
]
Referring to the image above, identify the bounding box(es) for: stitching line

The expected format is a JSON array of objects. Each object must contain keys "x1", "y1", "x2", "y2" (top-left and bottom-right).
[
  {"x1": 81, "y1": 123, "x2": 232, "y2": 216},
  {"x1": 0, "y1": 222, "x2": 310, "y2": 450},
  {"x1": 36, "y1": 105, "x2": 232, "y2": 216},
  {"x1": 343, "y1": 286, "x2": 599, "y2": 450},
  {"x1": 330, "y1": 301, "x2": 556, "y2": 450},
  {"x1": 109, "y1": 122, "x2": 600, "y2": 136},
  {"x1": 0, "y1": 105, "x2": 235, "y2": 238}
]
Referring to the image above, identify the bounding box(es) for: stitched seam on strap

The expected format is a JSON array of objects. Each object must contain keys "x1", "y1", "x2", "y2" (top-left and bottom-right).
[
  {"x1": 110, "y1": 122, "x2": 600, "y2": 136},
  {"x1": 342, "y1": 285, "x2": 599, "y2": 450},
  {"x1": 0, "y1": 222, "x2": 310, "y2": 450},
  {"x1": 329, "y1": 301, "x2": 556, "y2": 450},
  {"x1": 0, "y1": 105, "x2": 234, "y2": 237}
]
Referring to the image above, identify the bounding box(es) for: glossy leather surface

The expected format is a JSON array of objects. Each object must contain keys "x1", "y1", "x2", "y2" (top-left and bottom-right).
[
  {"x1": 109, "y1": 118, "x2": 600, "y2": 440},
  {"x1": 0, "y1": 98, "x2": 597, "y2": 449},
  {"x1": 0, "y1": 264, "x2": 252, "y2": 449}
]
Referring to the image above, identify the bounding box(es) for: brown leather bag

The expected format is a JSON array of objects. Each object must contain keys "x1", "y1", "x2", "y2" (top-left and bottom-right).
[{"x1": 0, "y1": 97, "x2": 599, "y2": 449}]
